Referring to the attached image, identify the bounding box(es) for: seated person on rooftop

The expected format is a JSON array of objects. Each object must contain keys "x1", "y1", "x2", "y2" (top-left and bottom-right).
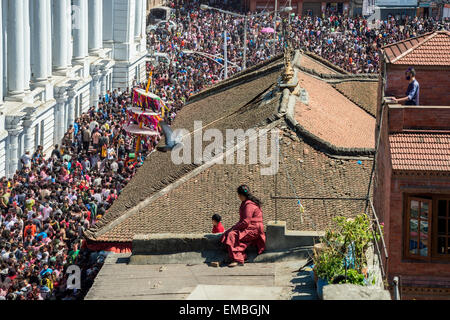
[{"x1": 220, "y1": 185, "x2": 266, "y2": 268}]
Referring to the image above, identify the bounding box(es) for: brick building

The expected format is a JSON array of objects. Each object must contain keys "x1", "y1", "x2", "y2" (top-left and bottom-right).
[
  {"x1": 242, "y1": 0, "x2": 353, "y2": 16},
  {"x1": 374, "y1": 30, "x2": 450, "y2": 300}
]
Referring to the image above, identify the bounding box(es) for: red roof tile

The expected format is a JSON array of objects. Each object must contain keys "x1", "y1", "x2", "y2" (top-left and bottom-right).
[
  {"x1": 383, "y1": 31, "x2": 450, "y2": 66},
  {"x1": 389, "y1": 132, "x2": 450, "y2": 171}
]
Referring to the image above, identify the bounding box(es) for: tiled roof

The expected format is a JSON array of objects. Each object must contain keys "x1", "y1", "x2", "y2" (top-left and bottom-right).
[
  {"x1": 92, "y1": 131, "x2": 373, "y2": 243},
  {"x1": 298, "y1": 54, "x2": 339, "y2": 75},
  {"x1": 383, "y1": 31, "x2": 450, "y2": 66},
  {"x1": 295, "y1": 71, "x2": 376, "y2": 149},
  {"x1": 84, "y1": 60, "x2": 284, "y2": 240},
  {"x1": 85, "y1": 54, "x2": 376, "y2": 243},
  {"x1": 389, "y1": 132, "x2": 450, "y2": 171},
  {"x1": 333, "y1": 80, "x2": 378, "y2": 117}
]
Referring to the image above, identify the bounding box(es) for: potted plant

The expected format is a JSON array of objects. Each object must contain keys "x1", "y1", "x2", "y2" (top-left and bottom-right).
[
  {"x1": 312, "y1": 213, "x2": 384, "y2": 298},
  {"x1": 313, "y1": 246, "x2": 343, "y2": 299}
]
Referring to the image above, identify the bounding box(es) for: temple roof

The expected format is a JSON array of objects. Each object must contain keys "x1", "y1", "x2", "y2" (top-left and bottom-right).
[{"x1": 85, "y1": 55, "x2": 375, "y2": 243}]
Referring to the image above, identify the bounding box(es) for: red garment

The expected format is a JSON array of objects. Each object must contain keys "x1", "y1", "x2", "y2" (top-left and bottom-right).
[
  {"x1": 220, "y1": 200, "x2": 266, "y2": 263},
  {"x1": 212, "y1": 222, "x2": 225, "y2": 234}
]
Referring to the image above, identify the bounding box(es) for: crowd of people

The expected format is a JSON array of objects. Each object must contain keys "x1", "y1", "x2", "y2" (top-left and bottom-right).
[
  {"x1": 148, "y1": 0, "x2": 449, "y2": 86},
  {"x1": 0, "y1": 0, "x2": 448, "y2": 300},
  {"x1": 0, "y1": 87, "x2": 160, "y2": 300}
]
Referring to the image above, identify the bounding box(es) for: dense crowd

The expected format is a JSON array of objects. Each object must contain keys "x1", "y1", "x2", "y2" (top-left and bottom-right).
[
  {"x1": 0, "y1": 87, "x2": 160, "y2": 300},
  {"x1": 148, "y1": 0, "x2": 449, "y2": 83}
]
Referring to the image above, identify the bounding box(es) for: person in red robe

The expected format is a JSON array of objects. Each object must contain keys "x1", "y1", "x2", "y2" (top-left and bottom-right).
[{"x1": 220, "y1": 185, "x2": 266, "y2": 267}]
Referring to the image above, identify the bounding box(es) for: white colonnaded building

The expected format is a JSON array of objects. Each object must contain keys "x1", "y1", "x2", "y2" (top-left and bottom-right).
[{"x1": 0, "y1": 0, "x2": 148, "y2": 177}]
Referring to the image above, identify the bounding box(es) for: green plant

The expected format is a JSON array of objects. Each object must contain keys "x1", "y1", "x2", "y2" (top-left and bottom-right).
[
  {"x1": 335, "y1": 269, "x2": 366, "y2": 285},
  {"x1": 314, "y1": 247, "x2": 343, "y2": 281},
  {"x1": 313, "y1": 213, "x2": 384, "y2": 286}
]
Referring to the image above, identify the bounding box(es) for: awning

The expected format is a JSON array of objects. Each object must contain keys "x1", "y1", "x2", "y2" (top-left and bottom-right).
[
  {"x1": 127, "y1": 107, "x2": 159, "y2": 117},
  {"x1": 134, "y1": 88, "x2": 162, "y2": 100},
  {"x1": 124, "y1": 124, "x2": 160, "y2": 136}
]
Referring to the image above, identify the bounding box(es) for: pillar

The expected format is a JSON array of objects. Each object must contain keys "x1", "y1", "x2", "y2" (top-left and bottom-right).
[
  {"x1": 52, "y1": 0, "x2": 70, "y2": 71},
  {"x1": 0, "y1": 0, "x2": 3, "y2": 105},
  {"x1": 66, "y1": 0, "x2": 73, "y2": 67},
  {"x1": 7, "y1": 0, "x2": 25, "y2": 96},
  {"x1": 54, "y1": 101, "x2": 65, "y2": 144},
  {"x1": 22, "y1": 117, "x2": 35, "y2": 154},
  {"x1": 88, "y1": 0, "x2": 103, "y2": 54},
  {"x1": 67, "y1": 91, "x2": 76, "y2": 127},
  {"x1": 100, "y1": 74, "x2": 107, "y2": 97},
  {"x1": 23, "y1": 0, "x2": 31, "y2": 91},
  {"x1": 135, "y1": 0, "x2": 143, "y2": 39},
  {"x1": 7, "y1": 125, "x2": 21, "y2": 176},
  {"x1": 46, "y1": 0, "x2": 52, "y2": 78},
  {"x1": 73, "y1": 0, "x2": 88, "y2": 62},
  {"x1": 90, "y1": 75, "x2": 101, "y2": 107},
  {"x1": 1, "y1": 0, "x2": 6, "y2": 103},
  {"x1": 31, "y1": 0, "x2": 49, "y2": 83}
]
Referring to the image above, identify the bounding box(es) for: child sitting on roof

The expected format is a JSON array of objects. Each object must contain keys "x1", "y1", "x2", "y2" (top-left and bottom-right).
[{"x1": 212, "y1": 214, "x2": 225, "y2": 234}]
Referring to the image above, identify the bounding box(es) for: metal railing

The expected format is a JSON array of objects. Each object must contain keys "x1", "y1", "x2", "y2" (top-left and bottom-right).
[{"x1": 366, "y1": 198, "x2": 388, "y2": 280}]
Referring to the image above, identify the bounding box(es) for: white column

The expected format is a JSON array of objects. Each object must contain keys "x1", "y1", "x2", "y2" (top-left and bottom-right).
[
  {"x1": 7, "y1": 0, "x2": 25, "y2": 96},
  {"x1": 66, "y1": 0, "x2": 73, "y2": 67},
  {"x1": 100, "y1": 74, "x2": 106, "y2": 96},
  {"x1": 9, "y1": 132, "x2": 20, "y2": 175},
  {"x1": 54, "y1": 101, "x2": 65, "y2": 144},
  {"x1": 22, "y1": 117, "x2": 35, "y2": 154},
  {"x1": 52, "y1": 0, "x2": 70, "y2": 71},
  {"x1": 88, "y1": 0, "x2": 103, "y2": 54},
  {"x1": 90, "y1": 75, "x2": 101, "y2": 107},
  {"x1": 67, "y1": 91, "x2": 76, "y2": 126},
  {"x1": 141, "y1": 0, "x2": 147, "y2": 39},
  {"x1": 135, "y1": 0, "x2": 143, "y2": 39},
  {"x1": 73, "y1": 0, "x2": 88, "y2": 62},
  {"x1": 46, "y1": 0, "x2": 52, "y2": 78},
  {"x1": 23, "y1": 0, "x2": 31, "y2": 91},
  {"x1": 0, "y1": 0, "x2": 3, "y2": 105},
  {"x1": 2, "y1": 1, "x2": 7, "y2": 102},
  {"x1": 31, "y1": 0, "x2": 49, "y2": 83}
]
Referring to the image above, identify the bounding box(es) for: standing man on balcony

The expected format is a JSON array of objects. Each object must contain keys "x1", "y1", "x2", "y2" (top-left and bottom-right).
[{"x1": 393, "y1": 67, "x2": 420, "y2": 106}]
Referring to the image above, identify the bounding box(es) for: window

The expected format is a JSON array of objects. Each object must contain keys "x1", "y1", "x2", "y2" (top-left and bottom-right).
[
  {"x1": 437, "y1": 199, "x2": 450, "y2": 256},
  {"x1": 406, "y1": 197, "x2": 431, "y2": 259},
  {"x1": 405, "y1": 195, "x2": 450, "y2": 260}
]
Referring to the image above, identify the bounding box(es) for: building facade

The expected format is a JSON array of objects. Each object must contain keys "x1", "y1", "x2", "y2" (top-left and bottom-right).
[
  {"x1": 242, "y1": 0, "x2": 354, "y2": 16},
  {"x1": 374, "y1": 31, "x2": 450, "y2": 299},
  {"x1": 0, "y1": 0, "x2": 147, "y2": 178}
]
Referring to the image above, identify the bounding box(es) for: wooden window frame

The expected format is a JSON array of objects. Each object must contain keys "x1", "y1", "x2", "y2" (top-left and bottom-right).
[
  {"x1": 433, "y1": 197, "x2": 450, "y2": 260},
  {"x1": 404, "y1": 194, "x2": 450, "y2": 262},
  {"x1": 405, "y1": 196, "x2": 432, "y2": 261}
]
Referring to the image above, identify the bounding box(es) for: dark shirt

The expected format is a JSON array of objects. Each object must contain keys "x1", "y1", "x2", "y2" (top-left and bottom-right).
[{"x1": 405, "y1": 79, "x2": 420, "y2": 106}]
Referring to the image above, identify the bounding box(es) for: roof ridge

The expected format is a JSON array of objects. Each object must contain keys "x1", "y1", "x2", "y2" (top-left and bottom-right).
[
  {"x1": 381, "y1": 32, "x2": 433, "y2": 50},
  {"x1": 391, "y1": 32, "x2": 439, "y2": 64}
]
